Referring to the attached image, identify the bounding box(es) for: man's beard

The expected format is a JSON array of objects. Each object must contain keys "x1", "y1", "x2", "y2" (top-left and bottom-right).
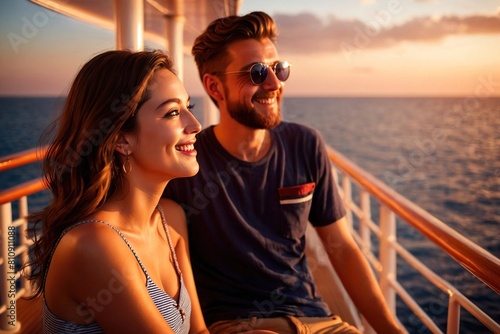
[{"x1": 226, "y1": 97, "x2": 282, "y2": 129}]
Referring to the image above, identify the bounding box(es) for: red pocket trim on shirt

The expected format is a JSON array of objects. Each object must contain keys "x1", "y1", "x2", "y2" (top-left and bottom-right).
[{"x1": 278, "y1": 182, "x2": 316, "y2": 205}]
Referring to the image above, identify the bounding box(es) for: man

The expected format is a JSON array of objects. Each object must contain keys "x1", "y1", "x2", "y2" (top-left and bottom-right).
[{"x1": 164, "y1": 11, "x2": 404, "y2": 334}]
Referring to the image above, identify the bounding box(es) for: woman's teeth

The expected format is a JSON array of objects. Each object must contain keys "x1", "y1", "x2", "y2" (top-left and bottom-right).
[{"x1": 175, "y1": 144, "x2": 194, "y2": 151}]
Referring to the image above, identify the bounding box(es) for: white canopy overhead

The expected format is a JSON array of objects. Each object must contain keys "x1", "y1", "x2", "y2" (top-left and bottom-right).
[
  {"x1": 29, "y1": 0, "x2": 241, "y2": 126},
  {"x1": 29, "y1": 0, "x2": 241, "y2": 52}
]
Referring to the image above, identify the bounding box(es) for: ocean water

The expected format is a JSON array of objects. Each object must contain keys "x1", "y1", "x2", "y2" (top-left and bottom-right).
[
  {"x1": 1, "y1": 96, "x2": 499, "y2": 332},
  {"x1": 282, "y1": 97, "x2": 499, "y2": 333}
]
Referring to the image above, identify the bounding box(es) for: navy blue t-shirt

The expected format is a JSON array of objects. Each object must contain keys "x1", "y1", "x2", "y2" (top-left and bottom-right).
[{"x1": 164, "y1": 121, "x2": 346, "y2": 326}]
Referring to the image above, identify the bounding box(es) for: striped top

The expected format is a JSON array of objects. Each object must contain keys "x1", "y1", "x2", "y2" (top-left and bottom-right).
[{"x1": 43, "y1": 205, "x2": 192, "y2": 333}]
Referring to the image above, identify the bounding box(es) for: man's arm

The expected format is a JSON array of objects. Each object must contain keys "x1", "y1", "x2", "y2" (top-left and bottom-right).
[{"x1": 315, "y1": 217, "x2": 404, "y2": 333}]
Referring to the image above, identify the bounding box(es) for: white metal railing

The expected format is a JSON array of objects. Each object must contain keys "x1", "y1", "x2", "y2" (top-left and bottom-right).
[
  {"x1": 1, "y1": 146, "x2": 499, "y2": 333},
  {"x1": 327, "y1": 145, "x2": 500, "y2": 334},
  {"x1": 0, "y1": 197, "x2": 33, "y2": 333},
  {"x1": 0, "y1": 148, "x2": 45, "y2": 333}
]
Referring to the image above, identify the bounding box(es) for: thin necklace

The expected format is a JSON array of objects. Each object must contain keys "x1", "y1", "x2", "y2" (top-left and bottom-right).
[{"x1": 157, "y1": 204, "x2": 186, "y2": 323}]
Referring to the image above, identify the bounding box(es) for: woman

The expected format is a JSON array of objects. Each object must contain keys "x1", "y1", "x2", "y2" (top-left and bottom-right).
[{"x1": 26, "y1": 50, "x2": 208, "y2": 333}]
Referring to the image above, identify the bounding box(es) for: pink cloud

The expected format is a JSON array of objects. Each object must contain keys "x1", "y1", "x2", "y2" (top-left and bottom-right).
[{"x1": 274, "y1": 13, "x2": 500, "y2": 54}]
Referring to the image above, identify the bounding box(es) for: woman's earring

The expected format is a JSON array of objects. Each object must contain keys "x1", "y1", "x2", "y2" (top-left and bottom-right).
[{"x1": 122, "y1": 151, "x2": 132, "y2": 174}]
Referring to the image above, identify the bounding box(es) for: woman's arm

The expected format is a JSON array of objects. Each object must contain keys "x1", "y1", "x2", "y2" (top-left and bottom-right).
[{"x1": 45, "y1": 222, "x2": 176, "y2": 334}]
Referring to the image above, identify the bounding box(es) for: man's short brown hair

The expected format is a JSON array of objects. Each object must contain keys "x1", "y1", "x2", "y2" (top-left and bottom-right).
[{"x1": 191, "y1": 11, "x2": 278, "y2": 80}]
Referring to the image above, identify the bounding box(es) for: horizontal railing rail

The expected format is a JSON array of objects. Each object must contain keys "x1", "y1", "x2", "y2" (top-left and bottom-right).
[
  {"x1": 0, "y1": 147, "x2": 47, "y2": 173},
  {"x1": 327, "y1": 146, "x2": 500, "y2": 295},
  {"x1": 326, "y1": 145, "x2": 500, "y2": 334},
  {"x1": 0, "y1": 147, "x2": 47, "y2": 332},
  {"x1": 0, "y1": 179, "x2": 46, "y2": 206}
]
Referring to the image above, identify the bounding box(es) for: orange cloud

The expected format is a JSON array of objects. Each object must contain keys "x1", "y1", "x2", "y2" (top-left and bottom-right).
[{"x1": 274, "y1": 13, "x2": 500, "y2": 54}]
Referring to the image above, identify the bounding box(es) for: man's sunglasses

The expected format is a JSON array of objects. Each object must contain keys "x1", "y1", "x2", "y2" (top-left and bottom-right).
[{"x1": 214, "y1": 61, "x2": 291, "y2": 85}]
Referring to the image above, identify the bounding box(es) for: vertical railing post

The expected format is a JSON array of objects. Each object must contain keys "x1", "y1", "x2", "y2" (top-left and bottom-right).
[
  {"x1": 446, "y1": 294, "x2": 461, "y2": 334},
  {"x1": 0, "y1": 202, "x2": 20, "y2": 332},
  {"x1": 342, "y1": 174, "x2": 353, "y2": 228},
  {"x1": 359, "y1": 190, "x2": 372, "y2": 251},
  {"x1": 379, "y1": 205, "x2": 397, "y2": 312},
  {"x1": 18, "y1": 197, "x2": 30, "y2": 295},
  {"x1": 330, "y1": 167, "x2": 339, "y2": 186},
  {"x1": 360, "y1": 192, "x2": 376, "y2": 334}
]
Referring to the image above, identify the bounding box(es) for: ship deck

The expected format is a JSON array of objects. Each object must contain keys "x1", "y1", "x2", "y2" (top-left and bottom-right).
[{"x1": 16, "y1": 297, "x2": 42, "y2": 333}]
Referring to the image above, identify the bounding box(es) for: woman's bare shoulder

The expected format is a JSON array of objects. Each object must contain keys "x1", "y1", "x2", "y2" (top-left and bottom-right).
[
  {"x1": 52, "y1": 222, "x2": 145, "y2": 289},
  {"x1": 60, "y1": 221, "x2": 127, "y2": 254}
]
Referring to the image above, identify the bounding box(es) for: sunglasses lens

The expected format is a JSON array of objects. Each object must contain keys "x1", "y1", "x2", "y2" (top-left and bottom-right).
[
  {"x1": 247, "y1": 62, "x2": 290, "y2": 85},
  {"x1": 249, "y1": 63, "x2": 268, "y2": 85},
  {"x1": 275, "y1": 62, "x2": 290, "y2": 82}
]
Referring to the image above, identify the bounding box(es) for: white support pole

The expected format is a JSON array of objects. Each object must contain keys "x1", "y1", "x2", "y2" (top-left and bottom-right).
[
  {"x1": 165, "y1": 14, "x2": 185, "y2": 81},
  {"x1": 203, "y1": 96, "x2": 220, "y2": 128},
  {"x1": 114, "y1": 0, "x2": 144, "y2": 51}
]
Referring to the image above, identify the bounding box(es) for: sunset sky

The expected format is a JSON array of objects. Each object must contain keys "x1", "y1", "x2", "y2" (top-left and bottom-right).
[{"x1": 1, "y1": 0, "x2": 499, "y2": 97}]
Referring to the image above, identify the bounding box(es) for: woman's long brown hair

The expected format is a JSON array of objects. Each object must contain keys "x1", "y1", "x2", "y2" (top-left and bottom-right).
[{"x1": 25, "y1": 50, "x2": 175, "y2": 298}]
